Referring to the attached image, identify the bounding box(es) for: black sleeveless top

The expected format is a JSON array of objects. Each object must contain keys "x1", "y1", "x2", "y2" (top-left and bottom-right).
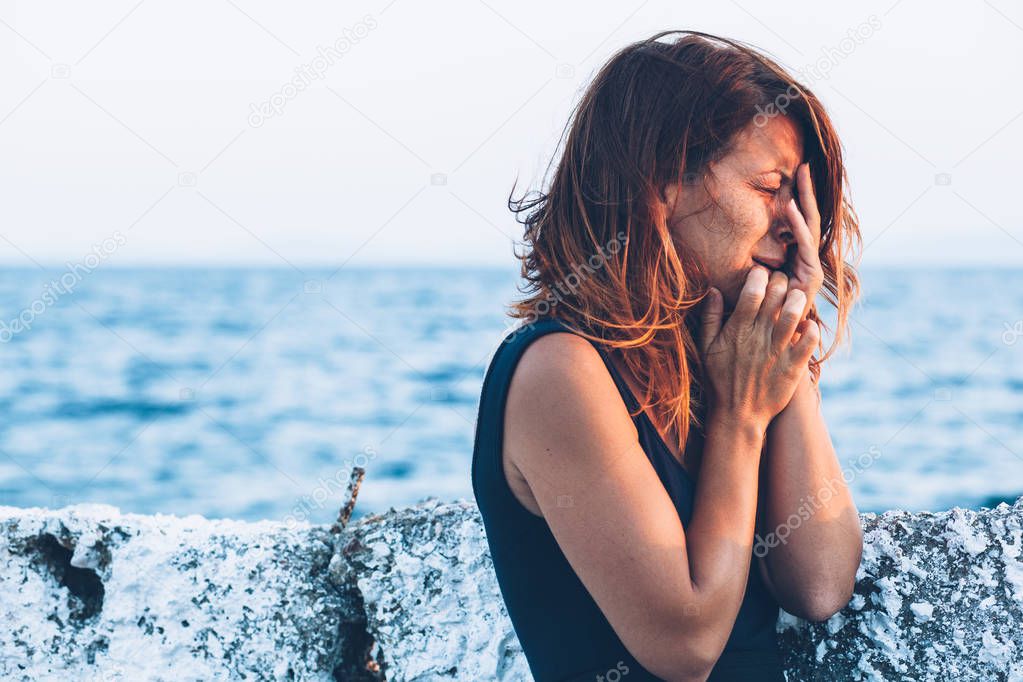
[{"x1": 471, "y1": 316, "x2": 785, "y2": 682}]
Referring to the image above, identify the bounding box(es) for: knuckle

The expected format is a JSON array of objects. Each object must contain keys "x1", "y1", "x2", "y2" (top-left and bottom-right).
[
  {"x1": 780, "y1": 305, "x2": 802, "y2": 323},
  {"x1": 742, "y1": 287, "x2": 765, "y2": 303},
  {"x1": 740, "y1": 282, "x2": 766, "y2": 303}
]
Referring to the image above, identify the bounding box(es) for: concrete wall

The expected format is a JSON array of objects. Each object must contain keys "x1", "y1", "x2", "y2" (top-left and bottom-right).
[{"x1": 2, "y1": 495, "x2": 1022, "y2": 680}]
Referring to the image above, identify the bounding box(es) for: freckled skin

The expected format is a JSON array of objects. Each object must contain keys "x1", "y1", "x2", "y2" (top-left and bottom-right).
[{"x1": 663, "y1": 115, "x2": 805, "y2": 313}]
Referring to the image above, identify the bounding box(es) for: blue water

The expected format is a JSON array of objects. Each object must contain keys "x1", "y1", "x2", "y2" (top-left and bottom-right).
[{"x1": 0, "y1": 266, "x2": 1020, "y2": 523}]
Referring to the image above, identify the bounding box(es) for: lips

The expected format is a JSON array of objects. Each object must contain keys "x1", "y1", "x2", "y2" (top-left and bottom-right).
[{"x1": 752, "y1": 257, "x2": 785, "y2": 271}]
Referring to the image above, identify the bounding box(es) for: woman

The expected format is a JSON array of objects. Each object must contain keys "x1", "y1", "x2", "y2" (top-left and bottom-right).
[{"x1": 471, "y1": 30, "x2": 864, "y2": 682}]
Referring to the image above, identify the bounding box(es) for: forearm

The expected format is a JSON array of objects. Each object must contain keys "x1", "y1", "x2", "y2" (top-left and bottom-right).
[
  {"x1": 685, "y1": 412, "x2": 766, "y2": 633},
  {"x1": 759, "y1": 368, "x2": 862, "y2": 618}
]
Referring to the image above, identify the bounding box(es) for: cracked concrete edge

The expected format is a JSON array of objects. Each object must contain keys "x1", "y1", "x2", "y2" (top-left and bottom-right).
[
  {"x1": 4, "y1": 494, "x2": 1023, "y2": 681},
  {"x1": 0, "y1": 504, "x2": 356, "y2": 680},
  {"x1": 337, "y1": 495, "x2": 1023, "y2": 682}
]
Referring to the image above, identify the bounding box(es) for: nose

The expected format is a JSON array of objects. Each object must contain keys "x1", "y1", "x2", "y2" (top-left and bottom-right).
[
  {"x1": 771, "y1": 196, "x2": 799, "y2": 248},
  {"x1": 757, "y1": 203, "x2": 798, "y2": 269}
]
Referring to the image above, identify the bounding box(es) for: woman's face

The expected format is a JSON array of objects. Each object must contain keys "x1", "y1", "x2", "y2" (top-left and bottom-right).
[{"x1": 664, "y1": 114, "x2": 805, "y2": 312}]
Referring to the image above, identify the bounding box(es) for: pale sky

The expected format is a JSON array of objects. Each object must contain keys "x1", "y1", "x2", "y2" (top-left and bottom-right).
[{"x1": 2, "y1": 0, "x2": 1021, "y2": 267}]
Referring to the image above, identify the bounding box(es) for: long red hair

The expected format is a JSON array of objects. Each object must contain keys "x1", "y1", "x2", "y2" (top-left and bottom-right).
[{"x1": 505, "y1": 30, "x2": 862, "y2": 467}]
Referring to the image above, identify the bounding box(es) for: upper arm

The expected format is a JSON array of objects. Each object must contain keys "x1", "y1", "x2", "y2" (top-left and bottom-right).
[{"x1": 504, "y1": 332, "x2": 714, "y2": 678}]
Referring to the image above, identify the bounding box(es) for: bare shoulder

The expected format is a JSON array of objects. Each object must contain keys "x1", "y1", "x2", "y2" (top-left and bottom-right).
[
  {"x1": 510, "y1": 330, "x2": 608, "y2": 396},
  {"x1": 504, "y1": 331, "x2": 640, "y2": 478}
]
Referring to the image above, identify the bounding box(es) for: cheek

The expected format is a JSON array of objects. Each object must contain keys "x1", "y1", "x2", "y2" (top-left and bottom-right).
[
  {"x1": 711, "y1": 195, "x2": 769, "y2": 257},
  {"x1": 725, "y1": 193, "x2": 771, "y2": 233},
  {"x1": 670, "y1": 189, "x2": 768, "y2": 271},
  {"x1": 698, "y1": 205, "x2": 771, "y2": 301}
]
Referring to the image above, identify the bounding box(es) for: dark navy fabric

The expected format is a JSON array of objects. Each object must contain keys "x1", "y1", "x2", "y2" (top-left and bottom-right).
[{"x1": 471, "y1": 316, "x2": 786, "y2": 681}]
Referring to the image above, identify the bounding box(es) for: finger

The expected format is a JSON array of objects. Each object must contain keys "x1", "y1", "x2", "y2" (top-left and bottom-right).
[
  {"x1": 755, "y1": 269, "x2": 789, "y2": 329},
  {"x1": 789, "y1": 316, "x2": 810, "y2": 345},
  {"x1": 699, "y1": 287, "x2": 723, "y2": 355},
  {"x1": 796, "y1": 162, "x2": 821, "y2": 241},
  {"x1": 784, "y1": 198, "x2": 822, "y2": 318},
  {"x1": 772, "y1": 287, "x2": 806, "y2": 350},
  {"x1": 785, "y1": 198, "x2": 818, "y2": 270},
  {"x1": 788, "y1": 315, "x2": 820, "y2": 366},
  {"x1": 731, "y1": 265, "x2": 770, "y2": 331}
]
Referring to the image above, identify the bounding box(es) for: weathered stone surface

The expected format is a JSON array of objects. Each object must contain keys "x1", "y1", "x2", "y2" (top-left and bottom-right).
[
  {"x1": 3, "y1": 495, "x2": 1023, "y2": 681},
  {"x1": 330, "y1": 499, "x2": 530, "y2": 681},
  {"x1": 777, "y1": 497, "x2": 1023, "y2": 681},
  {"x1": 0, "y1": 504, "x2": 355, "y2": 681}
]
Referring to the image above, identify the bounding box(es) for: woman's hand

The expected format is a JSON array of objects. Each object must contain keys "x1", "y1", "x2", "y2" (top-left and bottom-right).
[
  {"x1": 699, "y1": 266, "x2": 820, "y2": 435},
  {"x1": 784, "y1": 162, "x2": 825, "y2": 323}
]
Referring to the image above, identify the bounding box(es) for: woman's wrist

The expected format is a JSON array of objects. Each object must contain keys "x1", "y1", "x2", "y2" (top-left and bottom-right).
[{"x1": 706, "y1": 409, "x2": 768, "y2": 451}]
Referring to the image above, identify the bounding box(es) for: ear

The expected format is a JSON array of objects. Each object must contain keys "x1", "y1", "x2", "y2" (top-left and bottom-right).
[{"x1": 660, "y1": 182, "x2": 679, "y2": 210}]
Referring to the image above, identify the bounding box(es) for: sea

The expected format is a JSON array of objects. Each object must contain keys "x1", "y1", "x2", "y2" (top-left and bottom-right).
[{"x1": 0, "y1": 265, "x2": 1020, "y2": 525}]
